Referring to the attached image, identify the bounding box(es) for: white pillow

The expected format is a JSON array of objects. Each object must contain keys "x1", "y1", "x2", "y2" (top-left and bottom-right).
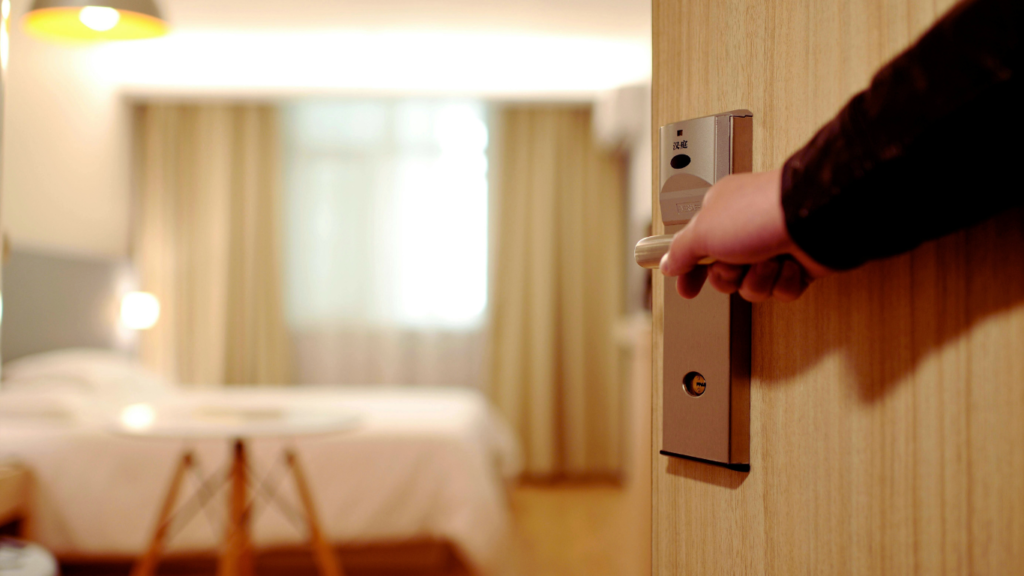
[
  {"x1": 2, "y1": 348, "x2": 172, "y2": 395},
  {"x1": 0, "y1": 390, "x2": 81, "y2": 422}
]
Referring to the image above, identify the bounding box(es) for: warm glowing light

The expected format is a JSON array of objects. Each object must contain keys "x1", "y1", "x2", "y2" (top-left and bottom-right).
[
  {"x1": 121, "y1": 291, "x2": 160, "y2": 330},
  {"x1": 120, "y1": 403, "x2": 156, "y2": 430},
  {"x1": 79, "y1": 6, "x2": 119, "y2": 32},
  {"x1": 24, "y1": 6, "x2": 167, "y2": 42},
  {"x1": 1, "y1": 26, "x2": 8, "y2": 72},
  {"x1": 97, "y1": 31, "x2": 649, "y2": 95},
  {"x1": 1, "y1": 0, "x2": 9, "y2": 72}
]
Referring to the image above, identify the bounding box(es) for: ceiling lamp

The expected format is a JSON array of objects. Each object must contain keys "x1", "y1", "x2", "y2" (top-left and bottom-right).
[{"x1": 24, "y1": 0, "x2": 168, "y2": 42}]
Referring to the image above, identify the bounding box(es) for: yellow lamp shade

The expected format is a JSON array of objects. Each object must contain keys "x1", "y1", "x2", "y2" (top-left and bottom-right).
[{"x1": 24, "y1": 0, "x2": 167, "y2": 43}]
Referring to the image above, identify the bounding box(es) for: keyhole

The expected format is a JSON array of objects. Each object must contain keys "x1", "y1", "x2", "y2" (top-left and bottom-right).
[{"x1": 683, "y1": 371, "x2": 706, "y2": 397}]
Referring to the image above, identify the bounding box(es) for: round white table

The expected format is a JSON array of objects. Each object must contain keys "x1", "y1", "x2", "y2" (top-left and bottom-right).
[{"x1": 108, "y1": 400, "x2": 359, "y2": 576}]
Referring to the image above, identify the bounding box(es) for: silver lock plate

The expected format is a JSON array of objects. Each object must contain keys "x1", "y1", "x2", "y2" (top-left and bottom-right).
[{"x1": 659, "y1": 110, "x2": 752, "y2": 470}]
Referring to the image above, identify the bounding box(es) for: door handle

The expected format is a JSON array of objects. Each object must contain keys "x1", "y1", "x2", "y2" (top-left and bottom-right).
[{"x1": 635, "y1": 234, "x2": 716, "y2": 269}]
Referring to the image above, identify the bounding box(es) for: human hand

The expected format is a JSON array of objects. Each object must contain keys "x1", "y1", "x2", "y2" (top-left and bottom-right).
[{"x1": 658, "y1": 168, "x2": 833, "y2": 302}]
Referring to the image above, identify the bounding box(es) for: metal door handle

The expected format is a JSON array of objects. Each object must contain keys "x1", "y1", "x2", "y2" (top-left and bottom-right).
[{"x1": 635, "y1": 235, "x2": 716, "y2": 269}]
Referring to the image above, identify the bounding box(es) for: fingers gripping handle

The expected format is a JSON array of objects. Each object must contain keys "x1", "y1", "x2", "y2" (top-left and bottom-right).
[{"x1": 634, "y1": 234, "x2": 716, "y2": 270}]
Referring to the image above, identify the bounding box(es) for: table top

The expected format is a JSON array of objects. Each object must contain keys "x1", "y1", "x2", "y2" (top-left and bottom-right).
[{"x1": 106, "y1": 399, "x2": 361, "y2": 439}]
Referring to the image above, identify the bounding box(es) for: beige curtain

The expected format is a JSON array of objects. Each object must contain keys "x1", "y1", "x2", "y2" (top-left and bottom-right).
[
  {"x1": 133, "y1": 103, "x2": 291, "y2": 386},
  {"x1": 488, "y1": 106, "x2": 625, "y2": 478}
]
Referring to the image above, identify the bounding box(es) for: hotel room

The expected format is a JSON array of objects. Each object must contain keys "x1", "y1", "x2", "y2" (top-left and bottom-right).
[
  {"x1": 0, "y1": 1, "x2": 654, "y2": 575},
  {"x1": 4, "y1": 1, "x2": 1023, "y2": 576}
]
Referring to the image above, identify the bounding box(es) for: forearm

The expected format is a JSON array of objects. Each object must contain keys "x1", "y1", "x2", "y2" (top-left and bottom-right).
[{"x1": 781, "y1": 0, "x2": 1021, "y2": 270}]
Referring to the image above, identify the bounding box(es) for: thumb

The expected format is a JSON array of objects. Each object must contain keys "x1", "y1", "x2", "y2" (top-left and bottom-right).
[{"x1": 659, "y1": 219, "x2": 706, "y2": 276}]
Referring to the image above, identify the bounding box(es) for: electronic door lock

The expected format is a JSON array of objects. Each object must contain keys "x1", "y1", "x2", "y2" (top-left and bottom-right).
[{"x1": 641, "y1": 109, "x2": 753, "y2": 471}]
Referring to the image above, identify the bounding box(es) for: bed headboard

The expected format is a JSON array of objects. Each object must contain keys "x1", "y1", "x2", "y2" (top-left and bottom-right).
[{"x1": 1, "y1": 247, "x2": 136, "y2": 363}]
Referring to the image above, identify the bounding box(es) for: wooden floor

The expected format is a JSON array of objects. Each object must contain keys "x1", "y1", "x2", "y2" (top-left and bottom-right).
[
  {"x1": 57, "y1": 484, "x2": 650, "y2": 576},
  {"x1": 509, "y1": 484, "x2": 650, "y2": 576},
  {"x1": 508, "y1": 320, "x2": 651, "y2": 576}
]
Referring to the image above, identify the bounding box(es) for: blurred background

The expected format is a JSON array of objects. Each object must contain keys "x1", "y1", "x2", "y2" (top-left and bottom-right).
[{"x1": 0, "y1": 1, "x2": 654, "y2": 574}]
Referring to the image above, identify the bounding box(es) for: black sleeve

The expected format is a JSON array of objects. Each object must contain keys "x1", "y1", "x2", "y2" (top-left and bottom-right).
[{"x1": 781, "y1": 0, "x2": 1022, "y2": 271}]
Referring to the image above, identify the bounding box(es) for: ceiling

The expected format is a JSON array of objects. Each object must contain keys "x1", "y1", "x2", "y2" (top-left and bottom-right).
[
  {"x1": 160, "y1": 0, "x2": 650, "y2": 41},
  {"x1": 9, "y1": 0, "x2": 651, "y2": 97}
]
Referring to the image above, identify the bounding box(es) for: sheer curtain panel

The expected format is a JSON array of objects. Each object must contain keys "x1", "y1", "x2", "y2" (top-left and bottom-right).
[{"x1": 283, "y1": 101, "x2": 489, "y2": 388}]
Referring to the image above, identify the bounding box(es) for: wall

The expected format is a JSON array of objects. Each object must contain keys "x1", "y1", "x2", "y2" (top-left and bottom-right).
[
  {"x1": 0, "y1": 0, "x2": 650, "y2": 260},
  {"x1": 2, "y1": 0, "x2": 130, "y2": 257},
  {"x1": 652, "y1": 1, "x2": 1024, "y2": 574},
  {"x1": 593, "y1": 83, "x2": 652, "y2": 313}
]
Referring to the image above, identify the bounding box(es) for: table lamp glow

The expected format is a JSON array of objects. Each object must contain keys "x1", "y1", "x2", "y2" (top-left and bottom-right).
[
  {"x1": 24, "y1": 0, "x2": 167, "y2": 42},
  {"x1": 121, "y1": 291, "x2": 160, "y2": 330}
]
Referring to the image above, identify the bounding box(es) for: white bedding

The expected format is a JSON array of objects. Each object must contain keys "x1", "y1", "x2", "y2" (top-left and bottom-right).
[{"x1": 0, "y1": 384, "x2": 520, "y2": 573}]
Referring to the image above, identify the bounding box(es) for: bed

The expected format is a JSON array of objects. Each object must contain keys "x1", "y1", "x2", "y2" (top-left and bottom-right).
[
  {"x1": 0, "y1": 350, "x2": 520, "y2": 574},
  {"x1": 0, "y1": 249, "x2": 521, "y2": 575}
]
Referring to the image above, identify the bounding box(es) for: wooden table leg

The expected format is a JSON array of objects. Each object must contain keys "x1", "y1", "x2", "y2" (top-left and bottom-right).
[
  {"x1": 286, "y1": 450, "x2": 344, "y2": 576},
  {"x1": 131, "y1": 452, "x2": 193, "y2": 576},
  {"x1": 218, "y1": 439, "x2": 254, "y2": 576}
]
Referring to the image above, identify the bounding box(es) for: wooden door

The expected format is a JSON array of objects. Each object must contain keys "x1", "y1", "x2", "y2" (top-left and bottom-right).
[{"x1": 651, "y1": 1, "x2": 1024, "y2": 574}]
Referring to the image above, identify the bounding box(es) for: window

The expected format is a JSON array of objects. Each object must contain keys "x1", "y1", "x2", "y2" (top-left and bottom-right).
[{"x1": 283, "y1": 100, "x2": 489, "y2": 331}]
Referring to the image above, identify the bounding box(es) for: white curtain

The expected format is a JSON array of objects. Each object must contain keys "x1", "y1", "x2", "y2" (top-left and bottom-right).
[
  {"x1": 282, "y1": 100, "x2": 489, "y2": 387},
  {"x1": 290, "y1": 327, "x2": 484, "y2": 387}
]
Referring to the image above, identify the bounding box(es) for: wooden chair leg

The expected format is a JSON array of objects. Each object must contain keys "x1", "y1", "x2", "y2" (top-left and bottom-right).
[
  {"x1": 218, "y1": 439, "x2": 254, "y2": 576},
  {"x1": 131, "y1": 452, "x2": 194, "y2": 576},
  {"x1": 286, "y1": 450, "x2": 344, "y2": 576}
]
